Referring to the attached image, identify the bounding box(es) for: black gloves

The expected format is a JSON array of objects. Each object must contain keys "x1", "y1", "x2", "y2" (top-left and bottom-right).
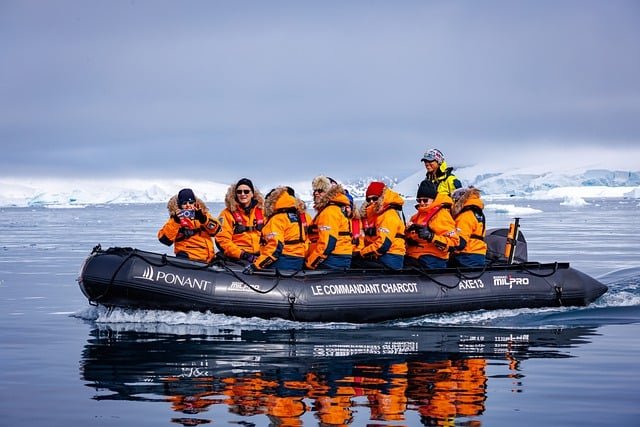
[
  {"x1": 417, "y1": 227, "x2": 434, "y2": 242},
  {"x1": 180, "y1": 228, "x2": 195, "y2": 238},
  {"x1": 240, "y1": 251, "x2": 257, "y2": 263},
  {"x1": 194, "y1": 209, "x2": 207, "y2": 223},
  {"x1": 242, "y1": 264, "x2": 256, "y2": 275}
]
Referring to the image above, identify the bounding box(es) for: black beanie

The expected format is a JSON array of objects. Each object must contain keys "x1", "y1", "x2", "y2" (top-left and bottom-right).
[
  {"x1": 417, "y1": 180, "x2": 437, "y2": 199},
  {"x1": 178, "y1": 188, "x2": 196, "y2": 205},
  {"x1": 236, "y1": 178, "x2": 254, "y2": 192}
]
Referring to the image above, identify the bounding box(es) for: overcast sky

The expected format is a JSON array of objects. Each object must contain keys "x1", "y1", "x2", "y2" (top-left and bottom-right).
[{"x1": 2, "y1": 0, "x2": 639, "y2": 187}]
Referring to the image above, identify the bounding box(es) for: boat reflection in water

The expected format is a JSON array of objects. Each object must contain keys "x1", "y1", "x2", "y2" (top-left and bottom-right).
[{"x1": 80, "y1": 324, "x2": 596, "y2": 426}]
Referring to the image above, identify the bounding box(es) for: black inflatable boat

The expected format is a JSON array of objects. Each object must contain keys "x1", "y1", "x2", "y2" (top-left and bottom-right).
[{"x1": 78, "y1": 244, "x2": 608, "y2": 323}]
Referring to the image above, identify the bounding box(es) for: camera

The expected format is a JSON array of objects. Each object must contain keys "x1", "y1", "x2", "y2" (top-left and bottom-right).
[{"x1": 179, "y1": 209, "x2": 195, "y2": 219}]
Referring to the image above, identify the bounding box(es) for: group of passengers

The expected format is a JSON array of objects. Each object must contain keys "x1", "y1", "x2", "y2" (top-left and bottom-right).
[{"x1": 157, "y1": 148, "x2": 488, "y2": 273}]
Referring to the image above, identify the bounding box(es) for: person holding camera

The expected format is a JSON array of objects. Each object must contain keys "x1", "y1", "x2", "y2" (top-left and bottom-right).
[{"x1": 158, "y1": 188, "x2": 222, "y2": 263}]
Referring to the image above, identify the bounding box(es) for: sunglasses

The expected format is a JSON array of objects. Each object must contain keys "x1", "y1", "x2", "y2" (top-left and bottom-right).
[
  {"x1": 236, "y1": 189, "x2": 252, "y2": 195},
  {"x1": 366, "y1": 196, "x2": 379, "y2": 203},
  {"x1": 416, "y1": 198, "x2": 431, "y2": 203},
  {"x1": 313, "y1": 189, "x2": 324, "y2": 194}
]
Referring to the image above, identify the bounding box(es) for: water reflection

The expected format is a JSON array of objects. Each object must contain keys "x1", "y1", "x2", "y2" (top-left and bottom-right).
[{"x1": 80, "y1": 325, "x2": 596, "y2": 426}]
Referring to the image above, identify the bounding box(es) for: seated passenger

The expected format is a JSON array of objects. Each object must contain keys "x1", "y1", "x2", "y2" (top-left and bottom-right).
[
  {"x1": 243, "y1": 186, "x2": 306, "y2": 274},
  {"x1": 216, "y1": 178, "x2": 264, "y2": 264},
  {"x1": 352, "y1": 181, "x2": 406, "y2": 270},
  {"x1": 306, "y1": 176, "x2": 352, "y2": 270},
  {"x1": 405, "y1": 180, "x2": 460, "y2": 269},
  {"x1": 449, "y1": 186, "x2": 487, "y2": 267},
  {"x1": 157, "y1": 188, "x2": 222, "y2": 263}
]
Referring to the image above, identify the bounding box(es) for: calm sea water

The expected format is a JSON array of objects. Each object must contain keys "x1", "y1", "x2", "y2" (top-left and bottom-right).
[{"x1": 1, "y1": 199, "x2": 639, "y2": 426}]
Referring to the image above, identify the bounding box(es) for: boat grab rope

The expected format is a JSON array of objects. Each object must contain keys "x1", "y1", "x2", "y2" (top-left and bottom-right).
[
  {"x1": 218, "y1": 264, "x2": 283, "y2": 294},
  {"x1": 92, "y1": 246, "x2": 306, "y2": 296},
  {"x1": 408, "y1": 266, "x2": 462, "y2": 289},
  {"x1": 87, "y1": 245, "x2": 137, "y2": 304},
  {"x1": 518, "y1": 262, "x2": 560, "y2": 278},
  {"x1": 408, "y1": 260, "x2": 559, "y2": 290},
  {"x1": 129, "y1": 249, "x2": 285, "y2": 294}
]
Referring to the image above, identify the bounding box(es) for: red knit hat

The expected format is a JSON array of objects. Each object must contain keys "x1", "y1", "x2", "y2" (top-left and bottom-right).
[{"x1": 366, "y1": 181, "x2": 385, "y2": 197}]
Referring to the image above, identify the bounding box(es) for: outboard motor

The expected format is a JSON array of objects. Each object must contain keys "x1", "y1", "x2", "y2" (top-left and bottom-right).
[{"x1": 485, "y1": 228, "x2": 528, "y2": 264}]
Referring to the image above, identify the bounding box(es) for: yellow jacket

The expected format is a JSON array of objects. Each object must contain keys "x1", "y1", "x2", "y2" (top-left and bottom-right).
[
  {"x1": 406, "y1": 193, "x2": 460, "y2": 261},
  {"x1": 216, "y1": 184, "x2": 265, "y2": 260},
  {"x1": 254, "y1": 187, "x2": 307, "y2": 269},
  {"x1": 361, "y1": 187, "x2": 406, "y2": 257},
  {"x1": 306, "y1": 186, "x2": 353, "y2": 269},
  {"x1": 427, "y1": 160, "x2": 462, "y2": 195},
  {"x1": 157, "y1": 196, "x2": 221, "y2": 263}
]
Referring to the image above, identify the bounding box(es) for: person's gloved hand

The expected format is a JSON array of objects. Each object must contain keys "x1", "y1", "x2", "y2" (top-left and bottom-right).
[
  {"x1": 240, "y1": 251, "x2": 257, "y2": 263},
  {"x1": 180, "y1": 227, "x2": 195, "y2": 238},
  {"x1": 242, "y1": 264, "x2": 256, "y2": 275},
  {"x1": 177, "y1": 209, "x2": 195, "y2": 229},
  {"x1": 194, "y1": 209, "x2": 207, "y2": 223},
  {"x1": 418, "y1": 227, "x2": 434, "y2": 242}
]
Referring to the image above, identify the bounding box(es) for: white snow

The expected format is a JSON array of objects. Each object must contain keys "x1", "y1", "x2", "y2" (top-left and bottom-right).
[{"x1": 1, "y1": 163, "x2": 638, "y2": 208}]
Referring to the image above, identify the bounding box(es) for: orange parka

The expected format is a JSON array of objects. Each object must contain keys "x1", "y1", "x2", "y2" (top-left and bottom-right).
[
  {"x1": 157, "y1": 196, "x2": 222, "y2": 263},
  {"x1": 360, "y1": 187, "x2": 406, "y2": 258},
  {"x1": 306, "y1": 185, "x2": 353, "y2": 269},
  {"x1": 254, "y1": 187, "x2": 307, "y2": 270},
  {"x1": 406, "y1": 193, "x2": 460, "y2": 261},
  {"x1": 216, "y1": 184, "x2": 265, "y2": 260},
  {"x1": 451, "y1": 187, "x2": 487, "y2": 256}
]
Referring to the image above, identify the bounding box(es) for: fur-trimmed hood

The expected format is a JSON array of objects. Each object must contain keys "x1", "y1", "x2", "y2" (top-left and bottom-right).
[
  {"x1": 166, "y1": 195, "x2": 210, "y2": 216},
  {"x1": 451, "y1": 186, "x2": 483, "y2": 216},
  {"x1": 313, "y1": 183, "x2": 350, "y2": 211},
  {"x1": 223, "y1": 183, "x2": 265, "y2": 212},
  {"x1": 361, "y1": 186, "x2": 404, "y2": 217},
  {"x1": 264, "y1": 187, "x2": 299, "y2": 218}
]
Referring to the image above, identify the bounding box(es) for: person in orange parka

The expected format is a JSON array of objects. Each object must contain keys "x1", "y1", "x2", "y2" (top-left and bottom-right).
[
  {"x1": 306, "y1": 175, "x2": 352, "y2": 270},
  {"x1": 243, "y1": 186, "x2": 307, "y2": 274},
  {"x1": 216, "y1": 178, "x2": 265, "y2": 264},
  {"x1": 353, "y1": 181, "x2": 406, "y2": 270},
  {"x1": 405, "y1": 179, "x2": 460, "y2": 269},
  {"x1": 450, "y1": 186, "x2": 487, "y2": 267},
  {"x1": 158, "y1": 188, "x2": 222, "y2": 263}
]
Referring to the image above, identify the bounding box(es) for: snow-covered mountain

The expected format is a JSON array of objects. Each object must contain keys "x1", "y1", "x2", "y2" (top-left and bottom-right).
[
  {"x1": 1, "y1": 166, "x2": 639, "y2": 208},
  {"x1": 393, "y1": 166, "x2": 640, "y2": 200}
]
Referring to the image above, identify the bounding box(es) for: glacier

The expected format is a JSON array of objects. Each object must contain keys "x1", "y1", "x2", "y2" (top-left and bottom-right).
[{"x1": 1, "y1": 166, "x2": 638, "y2": 208}]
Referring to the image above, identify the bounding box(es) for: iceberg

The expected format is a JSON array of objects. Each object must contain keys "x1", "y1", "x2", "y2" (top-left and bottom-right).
[{"x1": 1, "y1": 164, "x2": 638, "y2": 208}]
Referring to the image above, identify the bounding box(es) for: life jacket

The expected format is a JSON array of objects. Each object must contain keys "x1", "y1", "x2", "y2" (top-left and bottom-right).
[
  {"x1": 351, "y1": 217, "x2": 361, "y2": 244},
  {"x1": 364, "y1": 204, "x2": 405, "y2": 239},
  {"x1": 231, "y1": 207, "x2": 264, "y2": 234},
  {"x1": 415, "y1": 203, "x2": 451, "y2": 228}
]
